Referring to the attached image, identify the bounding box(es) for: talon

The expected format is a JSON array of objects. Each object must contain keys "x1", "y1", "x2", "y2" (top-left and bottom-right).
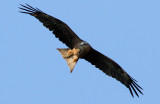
[
  {"x1": 64, "y1": 48, "x2": 79, "y2": 58},
  {"x1": 73, "y1": 48, "x2": 80, "y2": 55},
  {"x1": 65, "y1": 49, "x2": 73, "y2": 58}
]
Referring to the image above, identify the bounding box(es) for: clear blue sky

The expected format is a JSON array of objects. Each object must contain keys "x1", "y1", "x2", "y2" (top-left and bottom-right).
[{"x1": 1, "y1": 0, "x2": 159, "y2": 104}]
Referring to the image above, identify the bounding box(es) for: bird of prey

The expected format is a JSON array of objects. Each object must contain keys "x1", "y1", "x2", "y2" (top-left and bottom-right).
[{"x1": 19, "y1": 4, "x2": 143, "y2": 97}]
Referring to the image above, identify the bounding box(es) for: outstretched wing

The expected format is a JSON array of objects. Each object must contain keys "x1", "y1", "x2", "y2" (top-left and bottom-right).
[
  {"x1": 19, "y1": 4, "x2": 82, "y2": 49},
  {"x1": 84, "y1": 48, "x2": 143, "y2": 97}
]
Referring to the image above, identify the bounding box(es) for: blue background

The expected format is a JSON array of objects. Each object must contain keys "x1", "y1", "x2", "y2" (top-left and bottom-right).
[{"x1": 1, "y1": 0, "x2": 159, "y2": 104}]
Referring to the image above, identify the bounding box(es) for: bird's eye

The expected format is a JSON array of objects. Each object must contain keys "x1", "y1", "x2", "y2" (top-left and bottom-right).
[{"x1": 80, "y1": 42, "x2": 84, "y2": 46}]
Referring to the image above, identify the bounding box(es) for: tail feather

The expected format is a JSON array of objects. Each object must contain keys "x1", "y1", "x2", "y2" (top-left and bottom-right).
[{"x1": 57, "y1": 48, "x2": 79, "y2": 73}]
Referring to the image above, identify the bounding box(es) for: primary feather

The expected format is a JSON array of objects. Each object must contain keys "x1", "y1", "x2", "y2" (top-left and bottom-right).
[{"x1": 19, "y1": 4, "x2": 82, "y2": 49}]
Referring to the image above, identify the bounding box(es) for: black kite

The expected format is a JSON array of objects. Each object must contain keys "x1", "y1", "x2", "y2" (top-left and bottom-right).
[{"x1": 19, "y1": 4, "x2": 143, "y2": 97}]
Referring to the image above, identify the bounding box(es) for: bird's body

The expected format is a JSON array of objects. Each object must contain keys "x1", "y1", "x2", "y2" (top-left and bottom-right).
[{"x1": 19, "y1": 4, "x2": 143, "y2": 97}]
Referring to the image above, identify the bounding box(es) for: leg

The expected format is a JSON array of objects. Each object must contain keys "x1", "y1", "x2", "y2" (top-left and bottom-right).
[{"x1": 65, "y1": 48, "x2": 79, "y2": 58}]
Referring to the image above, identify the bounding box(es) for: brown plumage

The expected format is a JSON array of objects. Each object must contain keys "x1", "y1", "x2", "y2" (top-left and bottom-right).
[{"x1": 19, "y1": 4, "x2": 143, "y2": 97}]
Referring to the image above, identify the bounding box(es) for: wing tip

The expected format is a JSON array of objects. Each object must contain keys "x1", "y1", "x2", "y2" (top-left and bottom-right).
[
  {"x1": 19, "y1": 3, "x2": 43, "y2": 15},
  {"x1": 128, "y1": 76, "x2": 143, "y2": 98}
]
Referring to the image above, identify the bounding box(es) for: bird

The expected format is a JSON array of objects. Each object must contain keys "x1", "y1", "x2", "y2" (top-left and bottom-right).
[{"x1": 19, "y1": 4, "x2": 143, "y2": 97}]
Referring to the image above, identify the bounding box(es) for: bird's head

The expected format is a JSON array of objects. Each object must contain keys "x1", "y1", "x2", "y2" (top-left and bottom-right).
[
  {"x1": 77, "y1": 41, "x2": 91, "y2": 58},
  {"x1": 80, "y1": 41, "x2": 89, "y2": 46}
]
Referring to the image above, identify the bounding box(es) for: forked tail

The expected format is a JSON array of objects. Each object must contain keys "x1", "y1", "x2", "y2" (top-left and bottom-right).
[{"x1": 57, "y1": 48, "x2": 79, "y2": 73}]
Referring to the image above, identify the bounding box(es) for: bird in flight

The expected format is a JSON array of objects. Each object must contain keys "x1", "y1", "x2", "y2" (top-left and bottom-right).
[{"x1": 19, "y1": 4, "x2": 143, "y2": 97}]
